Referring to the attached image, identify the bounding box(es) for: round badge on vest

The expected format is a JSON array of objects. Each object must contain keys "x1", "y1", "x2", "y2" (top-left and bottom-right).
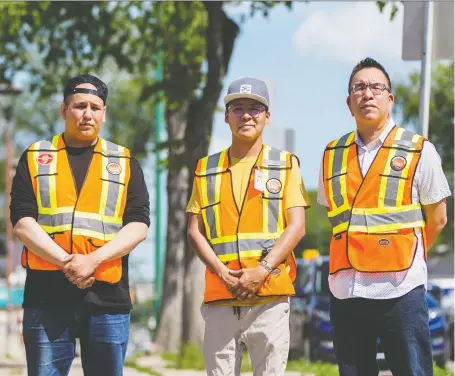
[
  {"x1": 36, "y1": 153, "x2": 54, "y2": 165},
  {"x1": 266, "y1": 178, "x2": 282, "y2": 194},
  {"x1": 106, "y1": 162, "x2": 122, "y2": 175},
  {"x1": 390, "y1": 156, "x2": 407, "y2": 172}
]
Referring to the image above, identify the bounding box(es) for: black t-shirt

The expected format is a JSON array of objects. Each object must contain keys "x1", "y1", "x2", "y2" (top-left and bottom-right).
[{"x1": 10, "y1": 143, "x2": 150, "y2": 313}]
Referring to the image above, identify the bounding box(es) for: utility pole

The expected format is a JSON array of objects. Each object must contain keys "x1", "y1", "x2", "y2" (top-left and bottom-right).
[
  {"x1": 154, "y1": 50, "x2": 164, "y2": 332},
  {"x1": 418, "y1": 1, "x2": 434, "y2": 138}
]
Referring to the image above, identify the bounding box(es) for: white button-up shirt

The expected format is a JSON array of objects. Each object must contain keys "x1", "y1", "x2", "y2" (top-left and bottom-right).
[{"x1": 317, "y1": 120, "x2": 451, "y2": 299}]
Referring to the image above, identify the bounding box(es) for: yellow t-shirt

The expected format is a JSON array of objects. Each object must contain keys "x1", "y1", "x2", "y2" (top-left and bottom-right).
[{"x1": 186, "y1": 155, "x2": 311, "y2": 306}]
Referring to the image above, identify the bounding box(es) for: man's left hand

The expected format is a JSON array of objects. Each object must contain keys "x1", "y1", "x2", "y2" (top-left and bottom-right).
[
  {"x1": 63, "y1": 254, "x2": 99, "y2": 285},
  {"x1": 229, "y1": 266, "x2": 269, "y2": 300}
]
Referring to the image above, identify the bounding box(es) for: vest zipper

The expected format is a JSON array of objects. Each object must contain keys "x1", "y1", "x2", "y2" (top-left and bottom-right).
[
  {"x1": 67, "y1": 147, "x2": 96, "y2": 254},
  {"x1": 346, "y1": 133, "x2": 393, "y2": 259},
  {"x1": 228, "y1": 148, "x2": 263, "y2": 269}
]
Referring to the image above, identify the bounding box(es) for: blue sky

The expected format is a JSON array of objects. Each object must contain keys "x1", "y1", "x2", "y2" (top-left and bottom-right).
[{"x1": 132, "y1": 1, "x2": 424, "y2": 281}]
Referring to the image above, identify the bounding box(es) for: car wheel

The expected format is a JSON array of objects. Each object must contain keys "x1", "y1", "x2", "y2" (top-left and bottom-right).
[{"x1": 451, "y1": 324, "x2": 454, "y2": 361}]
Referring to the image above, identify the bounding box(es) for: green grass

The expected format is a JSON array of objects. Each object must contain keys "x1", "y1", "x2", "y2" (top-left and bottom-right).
[
  {"x1": 124, "y1": 359, "x2": 162, "y2": 376},
  {"x1": 160, "y1": 345, "x2": 454, "y2": 375}
]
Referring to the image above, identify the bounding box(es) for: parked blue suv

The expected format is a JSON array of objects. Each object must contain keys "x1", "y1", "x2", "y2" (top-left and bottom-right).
[{"x1": 289, "y1": 255, "x2": 448, "y2": 369}]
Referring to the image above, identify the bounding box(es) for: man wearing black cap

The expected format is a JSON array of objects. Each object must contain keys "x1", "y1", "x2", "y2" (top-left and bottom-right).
[
  {"x1": 10, "y1": 74, "x2": 150, "y2": 375},
  {"x1": 186, "y1": 77, "x2": 310, "y2": 375}
]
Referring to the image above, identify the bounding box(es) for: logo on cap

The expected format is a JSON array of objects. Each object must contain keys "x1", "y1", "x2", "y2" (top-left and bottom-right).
[
  {"x1": 240, "y1": 84, "x2": 252, "y2": 94},
  {"x1": 390, "y1": 156, "x2": 407, "y2": 172},
  {"x1": 106, "y1": 162, "x2": 122, "y2": 175},
  {"x1": 266, "y1": 178, "x2": 282, "y2": 194},
  {"x1": 36, "y1": 153, "x2": 54, "y2": 165}
]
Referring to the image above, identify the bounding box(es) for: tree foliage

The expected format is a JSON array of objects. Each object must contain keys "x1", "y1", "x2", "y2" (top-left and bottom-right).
[
  {"x1": 393, "y1": 63, "x2": 454, "y2": 248},
  {"x1": 0, "y1": 0, "x2": 294, "y2": 351}
]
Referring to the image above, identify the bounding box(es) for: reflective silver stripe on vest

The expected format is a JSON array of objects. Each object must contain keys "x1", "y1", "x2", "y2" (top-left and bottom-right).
[
  {"x1": 212, "y1": 237, "x2": 277, "y2": 256},
  {"x1": 264, "y1": 147, "x2": 283, "y2": 233},
  {"x1": 384, "y1": 148, "x2": 409, "y2": 207},
  {"x1": 328, "y1": 210, "x2": 351, "y2": 228},
  {"x1": 37, "y1": 212, "x2": 73, "y2": 227},
  {"x1": 383, "y1": 130, "x2": 419, "y2": 207},
  {"x1": 205, "y1": 151, "x2": 224, "y2": 175},
  {"x1": 204, "y1": 182, "x2": 218, "y2": 240},
  {"x1": 350, "y1": 208, "x2": 424, "y2": 228},
  {"x1": 213, "y1": 241, "x2": 237, "y2": 256},
  {"x1": 394, "y1": 129, "x2": 418, "y2": 149},
  {"x1": 103, "y1": 141, "x2": 122, "y2": 217},
  {"x1": 37, "y1": 212, "x2": 122, "y2": 235},
  {"x1": 36, "y1": 140, "x2": 55, "y2": 209},
  {"x1": 262, "y1": 159, "x2": 286, "y2": 166},
  {"x1": 203, "y1": 151, "x2": 224, "y2": 240},
  {"x1": 73, "y1": 217, "x2": 121, "y2": 234},
  {"x1": 328, "y1": 132, "x2": 353, "y2": 208}
]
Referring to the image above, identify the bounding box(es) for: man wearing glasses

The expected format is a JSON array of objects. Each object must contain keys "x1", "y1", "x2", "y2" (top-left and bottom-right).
[
  {"x1": 318, "y1": 57, "x2": 450, "y2": 375},
  {"x1": 186, "y1": 77, "x2": 310, "y2": 375}
]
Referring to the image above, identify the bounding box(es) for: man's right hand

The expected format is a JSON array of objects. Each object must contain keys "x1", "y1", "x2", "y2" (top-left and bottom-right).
[
  {"x1": 219, "y1": 265, "x2": 242, "y2": 294},
  {"x1": 75, "y1": 275, "x2": 96, "y2": 289},
  {"x1": 62, "y1": 255, "x2": 95, "y2": 289}
]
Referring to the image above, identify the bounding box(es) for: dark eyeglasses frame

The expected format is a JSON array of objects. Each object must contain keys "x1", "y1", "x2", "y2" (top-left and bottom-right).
[{"x1": 350, "y1": 83, "x2": 391, "y2": 95}]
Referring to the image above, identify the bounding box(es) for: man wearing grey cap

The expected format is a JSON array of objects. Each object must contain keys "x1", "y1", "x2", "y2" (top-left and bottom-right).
[{"x1": 187, "y1": 77, "x2": 311, "y2": 375}]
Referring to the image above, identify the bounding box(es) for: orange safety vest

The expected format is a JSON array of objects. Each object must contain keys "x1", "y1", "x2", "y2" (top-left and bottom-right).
[
  {"x1": 21, "y1": 134, "x2": 131, "y2": 284},
  {"x1": 195, "y1": 145, "x2": 297, "y2": 303},
  {"x1": 323, "y1": 126, "x2": 427, "y2": 274}
]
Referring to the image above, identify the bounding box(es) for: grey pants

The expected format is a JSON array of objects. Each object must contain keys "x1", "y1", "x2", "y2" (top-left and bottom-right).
[{"x1": 201, "y1": 300, "x2": 290, "y2": 376}]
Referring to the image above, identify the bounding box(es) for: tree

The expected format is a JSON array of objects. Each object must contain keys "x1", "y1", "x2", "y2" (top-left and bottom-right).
[
  {"x1": 0, "y1": 1, "x2": 293, "y2": 351},
  {"x1": 393, "y1": 62, "x2": 454, "y2": 249},
  {"x1": 296, "y1": 190, "x2": 331, "y2": 256}
]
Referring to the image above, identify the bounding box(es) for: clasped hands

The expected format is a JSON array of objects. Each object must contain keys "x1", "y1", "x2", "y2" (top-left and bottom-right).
[
  {"x1": 61, "y1": 253, "x2": 98, "y2": 290},
  {"x1": 221, "y1": 265, "x2": 270, "y2": 300}
]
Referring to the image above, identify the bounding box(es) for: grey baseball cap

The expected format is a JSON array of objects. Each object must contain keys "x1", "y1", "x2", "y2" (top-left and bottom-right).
[{"x1": 223, "y1": 77, "x2": 270, "y2": 108}]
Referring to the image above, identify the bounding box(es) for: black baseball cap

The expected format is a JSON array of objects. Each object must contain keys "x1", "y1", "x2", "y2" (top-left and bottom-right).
[{"x1": 63, "y1": 74, "x2": 108, "y2": 105}]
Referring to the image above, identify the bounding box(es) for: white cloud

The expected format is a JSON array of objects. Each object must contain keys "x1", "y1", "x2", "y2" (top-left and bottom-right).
[
  {"x1": 224, "y1": 2, "x2": 253, "y2": 17},
  {"x1": 293, "y1": 2, "x2": 404, "y2": 64}
]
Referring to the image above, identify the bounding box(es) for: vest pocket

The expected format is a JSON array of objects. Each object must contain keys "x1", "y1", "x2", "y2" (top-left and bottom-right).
[
  {"x1": 380, "y1": 175, "x2": 409, "y2": 205},
  {"x1": 257, "y1": 263, "x2": 295, "y2": 296},
  {"x1": 86, "y1": 237, "x2": 123, "y2": 284},
  {"x1": 347, "y1": 228, "x2": 418, "y2": 272},
  {"x1": 329, "y1": 231, "x2": 351, "y2": 274}
]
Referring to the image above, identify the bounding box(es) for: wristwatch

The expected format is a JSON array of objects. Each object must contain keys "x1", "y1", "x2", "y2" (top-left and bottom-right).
[{"x1": 259, "y1": 260, "x2": 274, "y2": 273}]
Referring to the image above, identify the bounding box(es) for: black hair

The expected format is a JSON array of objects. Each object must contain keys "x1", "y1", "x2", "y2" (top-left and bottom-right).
[
  {"x1": 63, "y1": 74, "x2": 108, "y2": 104},
  {"x1": 348, "y1": 57, "x2": 392, "y2": 94}
]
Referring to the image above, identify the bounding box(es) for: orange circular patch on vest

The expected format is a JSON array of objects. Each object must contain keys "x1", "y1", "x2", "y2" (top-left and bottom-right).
[
  {"x1": 36, "y1": 153, "x2": 54, "y2": 165},
  {"x1": 378, "y1": 238, "x2": 390, "y2": 246},
  {"x1": 266, "y1": 178, "x2": 282, "y2": 194},
  {"x1": 390, "y1": 156, "x2": 407, "y2": 172},
  {"x1": 106, "y1": 162, "x2": 122, "y2": 175}
]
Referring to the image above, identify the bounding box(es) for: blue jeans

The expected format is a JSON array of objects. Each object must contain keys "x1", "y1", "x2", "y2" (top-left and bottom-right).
[
  {"x1": 330, "y1": 285, "x2": 433, "y2": 376},
  {"x1": 23, "y1": 306, "x2": 130, "y2": 376}
]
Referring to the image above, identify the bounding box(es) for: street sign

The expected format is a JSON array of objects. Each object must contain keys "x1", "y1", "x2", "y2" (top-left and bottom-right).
[{"x1": 402, "y1": 1, "x2": 454, "y2": 61}]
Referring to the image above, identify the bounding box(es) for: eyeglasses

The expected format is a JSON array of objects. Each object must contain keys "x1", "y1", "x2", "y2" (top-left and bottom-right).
[
  {"x1": 228, "y1": 105, "x2": 267, "y2": 118},
  {"x1": 350, "y1": 83, "x2": 391, "y2": 95}
]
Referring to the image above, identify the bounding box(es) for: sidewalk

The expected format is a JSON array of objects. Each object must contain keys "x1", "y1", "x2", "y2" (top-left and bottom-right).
[{"x1": 0, "y1": 352, "x2": 305, "y2": 376}]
